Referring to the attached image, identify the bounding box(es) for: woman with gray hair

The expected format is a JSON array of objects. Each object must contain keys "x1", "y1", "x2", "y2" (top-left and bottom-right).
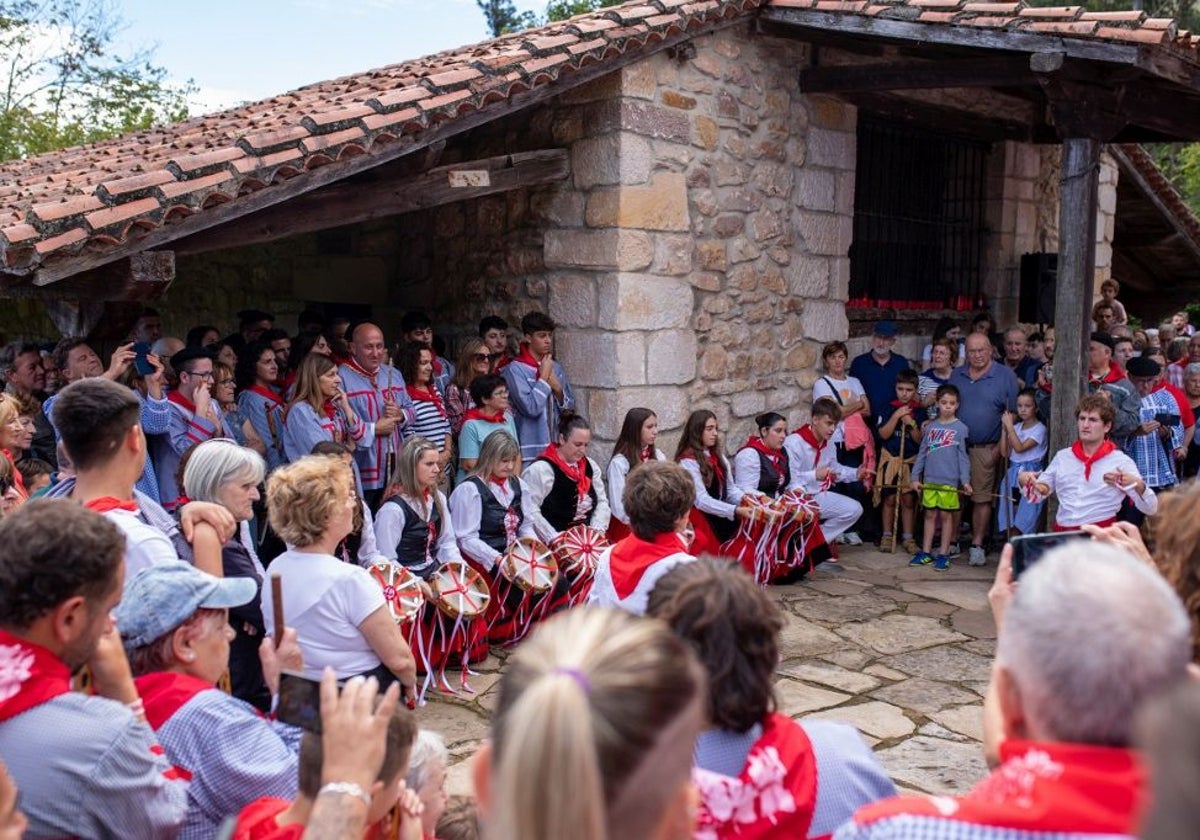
[
  {"x1": 182, "y1": 438, "x2": 271, "y2": 710},
  {"x1": 406, "y1": 730, "x2": 450, "y2": 840}
]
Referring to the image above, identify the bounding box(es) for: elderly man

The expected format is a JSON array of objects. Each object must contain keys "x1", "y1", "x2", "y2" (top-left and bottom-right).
[
  {"x1": 837, "y1": 540, "x2": 1190, "y2": 840},
  {"x1": 1122, "y1": 356, "x2": 1182, "y2": 524},
  {"x1": 1001, "y1": 326, "x2": 1040, "y2": 388},
  {"x1": 949, "y1": 332, "x2": 1018, "y2": 566},
  {"x1": 1020, "y1": 394, "x2": 1157, "y2": 530},
  {"x1": 1087, "y1": 332, "x2": 1140, "y2": 446},
  {"x1": 849, "y1": 320, "x2": 909, "y2": 435},
  {"x1": 339, "y1": 322, "x2": 416, "y2": 508},
  {"x1": 0, "y1": 500, "x2": 189, "y2": 838}
]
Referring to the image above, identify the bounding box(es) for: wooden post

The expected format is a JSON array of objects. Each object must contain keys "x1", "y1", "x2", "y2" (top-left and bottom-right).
[{"x1": 1049, "y1": 138, "x2": 1101, "y2": 457}]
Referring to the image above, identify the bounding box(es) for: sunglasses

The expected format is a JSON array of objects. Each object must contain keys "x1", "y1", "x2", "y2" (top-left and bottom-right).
[{"x1": 472, "y1": 353, "x2": 495, "y2": 362}]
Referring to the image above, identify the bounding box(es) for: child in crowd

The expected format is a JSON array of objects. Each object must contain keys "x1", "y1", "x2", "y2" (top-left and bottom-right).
[
  {"x1": 910, "y1": 384, "x2": 971, "y2": 571},
  {"x1": 1099, "y1": 278, "x2": 1127, "y2": 326},
  {"x1": 873, "y1": 369, "x2": 924, "y2": 554},
  {"x1": 997, "y1": 388, "x2": 1048, "y2": 537}
]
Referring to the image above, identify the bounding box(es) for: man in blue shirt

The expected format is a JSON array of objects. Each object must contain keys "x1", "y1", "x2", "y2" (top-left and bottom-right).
[
  {"x1": 949, "y1": 332, "x2": 1018, "y2": 567},
  {"x1": 849, "y1": 321, "x2": 910, "y2": 436}
]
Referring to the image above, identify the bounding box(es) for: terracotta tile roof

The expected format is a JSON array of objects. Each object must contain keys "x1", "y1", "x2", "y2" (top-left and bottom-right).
[
  {"x1": 0, "y1": 0, "x2": 760, "y2": 278},
  {"x1": 767, "y1": 0, "x2": 1200, "y2": 57},
  {"x1": 1112, "y1": 143, "x2": 1200, "y2": 255}
]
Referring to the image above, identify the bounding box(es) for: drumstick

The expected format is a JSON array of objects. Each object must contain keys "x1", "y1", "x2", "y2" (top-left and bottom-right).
[{"x1": 271, "y1": 573, "x2": 284, "y2": 649}]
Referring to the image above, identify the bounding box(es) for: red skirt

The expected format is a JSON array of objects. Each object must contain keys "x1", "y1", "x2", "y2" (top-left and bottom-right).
[{"x1": 463, "y1": 556, "x2": 554, "y2": 649}]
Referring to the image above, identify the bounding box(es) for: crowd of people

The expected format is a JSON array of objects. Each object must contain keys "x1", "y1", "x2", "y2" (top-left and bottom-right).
[{"x1": 1, "y1": 287, "x2": 1200, "y2": 839}]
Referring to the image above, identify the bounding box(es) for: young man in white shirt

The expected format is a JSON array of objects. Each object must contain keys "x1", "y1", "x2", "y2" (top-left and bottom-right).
[
  {"x1": 783, "y1": 399, "x2": 870, "y2": 546},
  {"x1": 1019, "y1": 393, "x2": 1157, "y2": 530}
]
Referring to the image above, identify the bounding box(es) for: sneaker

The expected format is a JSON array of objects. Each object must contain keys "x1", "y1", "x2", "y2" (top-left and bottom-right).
[
  {"x1": 900, "y1": 537, "x2": 919, "y2": 554},
  {"x1": 933, "y1": 554, "x2": 952, "y2": 571},
  {"x1": 968, "y1": 545, "x2": 987, "y2": 566},
  {"x1": 947, "y1": 542, "x2": 961, "y2": 559},
  {"x1": 839, "y1": 531, "x2": 864, "y2": 546},
  {"x1": 909, "y1": 551, "x2": 933, "y2": 567},
  {"x1": 879, "y1": 534, "x2": 894, "y2": 552}
]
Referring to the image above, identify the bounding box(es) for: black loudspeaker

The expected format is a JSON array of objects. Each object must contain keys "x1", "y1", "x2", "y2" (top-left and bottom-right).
[{"x1": 1019, "y1": 252, "x2": 1058, "y2": 325}]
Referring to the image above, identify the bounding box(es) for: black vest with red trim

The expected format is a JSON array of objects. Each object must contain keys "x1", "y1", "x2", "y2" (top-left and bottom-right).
[
  {"x1": 469, "y1": 476, "x2": 524, "y2": 553},
  {"x1": 386, "y1": 496, "x2": 441, "y2": 579},
  {"x1": 535, "y1": 456, "x2": 597, "y2": 532},
  {"x1": 755, "y1": 448, "x2": 790, "y2": 497}
]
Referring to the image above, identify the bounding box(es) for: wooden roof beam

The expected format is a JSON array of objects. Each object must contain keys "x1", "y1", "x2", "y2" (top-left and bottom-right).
[{"x1": 800, "y1": 52, "x2": 1064, "y2": 94}]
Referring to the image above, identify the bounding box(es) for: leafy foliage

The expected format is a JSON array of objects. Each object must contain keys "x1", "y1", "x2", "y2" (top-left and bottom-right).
[
  {"x1": 0, "y1": 0, "x2": 192, "y2": 161},
  {"x1": 476, "y1": 0, "x2": 625, "y2": 35}
]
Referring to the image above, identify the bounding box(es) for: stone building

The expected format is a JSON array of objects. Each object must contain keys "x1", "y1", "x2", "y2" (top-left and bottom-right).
[{"x1": 2, "y1": 0, "x2": 1200, "y2": 453}]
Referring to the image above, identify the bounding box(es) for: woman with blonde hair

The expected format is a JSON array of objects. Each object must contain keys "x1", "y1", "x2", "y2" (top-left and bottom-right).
[
  {"x1": 473, "y1": 607, "x2": 706, "y2": 840},
  {"x1": 446, "y1": 337, "x2": 492, "y2": 435},
  {"x1": 0, "y1": 395, "x2": 27, "y2": 505},
  {"x1": 280, "y1": 353, "x2": 371, "y2": 464},
  {"x1": 261, "y1": 455, "x2": 417, "y2": 702}
]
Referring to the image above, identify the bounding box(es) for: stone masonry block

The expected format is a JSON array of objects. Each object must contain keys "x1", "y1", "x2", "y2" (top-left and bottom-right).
[
  {"x1": 547, "y1": 273, "x2": 598, "y2": 328},
  {"x1": 800, "y1": 299, "x2": 848, "y2": 343},
  {"x1": 788, "y1": 258, "x2": 830, "y2": 298},
  {"x1": 597, "y1": 273, "x2": 694, "y2": 331},
  {"x1": 589, "y1": 385, "x2": 691, "y2": 439},
  {"x1": 620, "y1": 101, "x2": 691, "y2": 145},
  {"x1": 807, "y1": 127, "x2": 856, "y2": 171},
  {"x1": 646, "y1": 329, "x2": 698, "y2": 385},
  {"x1": 585, "y1": 173, "x2": 690, "y2": 231},
  {"x1": 571, "y1": 132, "x2": 653, "y2": 190},
  {"x1": 544, "y1": 229, "x2": 652, "y2": 271},
  {"x1": 556, "y1": 330, "x2": 647, "y2": 390},
  {"x1": 798, "y1": 212, "x2": 852, "y2": 257},
  {"x1": 796, "y1": 168, "x2": 836, "y2": 212}
]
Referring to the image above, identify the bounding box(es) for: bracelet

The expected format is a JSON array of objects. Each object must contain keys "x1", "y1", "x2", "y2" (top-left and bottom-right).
[{"x1": 318, "y1": 782, "x2": 372, "y2": 808}]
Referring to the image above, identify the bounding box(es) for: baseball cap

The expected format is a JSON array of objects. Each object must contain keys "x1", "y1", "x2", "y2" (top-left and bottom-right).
[
  {"x1": 874, "y1": 320, "x2": 898, "y2": 338},
  {"x1": 116, "y1": 560, "x2": 257, "y2": 650}
]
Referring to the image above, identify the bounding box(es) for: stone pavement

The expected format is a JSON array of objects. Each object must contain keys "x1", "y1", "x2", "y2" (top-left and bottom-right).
[{"x1": 423, "y1": 543, "x2": 997, "y2": 798}]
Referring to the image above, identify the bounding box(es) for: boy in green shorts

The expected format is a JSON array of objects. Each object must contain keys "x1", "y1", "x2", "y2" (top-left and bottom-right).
[{"x1": 909, "y1": 384, "x2": 972, "y2": 570}]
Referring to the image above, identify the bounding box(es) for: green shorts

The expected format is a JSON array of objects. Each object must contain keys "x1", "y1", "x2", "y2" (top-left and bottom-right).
[{"x1": 922, "y1": 483, "x2": 960, "y2": 511}]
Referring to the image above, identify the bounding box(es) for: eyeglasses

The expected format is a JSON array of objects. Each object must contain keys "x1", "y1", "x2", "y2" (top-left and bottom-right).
[
  {"x1": 472, "y1": 353, "x2": 495, "y2": 362},
  {"x1": 184, "y1": 370, "x2": 215, "y2": 380}
]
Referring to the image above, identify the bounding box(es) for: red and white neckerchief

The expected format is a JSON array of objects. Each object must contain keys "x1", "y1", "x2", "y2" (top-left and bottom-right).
[
  {"x1": 406, "y1": 385, "x2": 448, "y2": 420},
  {"x1": 491, "y1": 476, "x2": 520, "y2": 544},
  {"x1": 744, "y1": 436, "x2": 786, "y2": 479},
  {"x1": 83, "y1": 496, "x2": 139, "y2": 514},
  {"x1": 797, "y1": 426, "x2": 833, "y2": 491},
  {"x1": 540, "y1": 444, "x2": 591, "y2": 502},
  {"x1": 1070, "y1": 439, "x2": 1117, "y2": 480},
  {"x1": 608, "y1": 531, "x2": 690, "y2": 600},
  {"x1": 0, "y1": 628, "x2": 70, "y2": 722},
  {"x1": 343, "y1": 357, "x2": 380, "y2": 389}
]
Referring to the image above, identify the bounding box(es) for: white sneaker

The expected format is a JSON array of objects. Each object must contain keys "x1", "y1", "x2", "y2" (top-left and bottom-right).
[
  {"x1": 968, "y1": 545, "x2": 987, "y2": 566},
  {"x1": 839, "y1": 531, "x2": 864, "y2": 546},
  {"x1": 947, "y1": 542, "x2": 961, "y2": 559}
]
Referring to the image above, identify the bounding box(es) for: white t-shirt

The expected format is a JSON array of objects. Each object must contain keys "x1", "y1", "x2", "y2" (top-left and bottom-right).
[
  {"x1": 812, "y1": 374, "x2": 866, "y2": 444},
  {"x1": 261, "y1": 549, "x2": 387, "y2": 679},
  {"x1": 104, "y1": 509, "x2": 178, "y2": 582},
  {"x1": 1012, "y1": 421, "x2": 1048, "y2": 465}
]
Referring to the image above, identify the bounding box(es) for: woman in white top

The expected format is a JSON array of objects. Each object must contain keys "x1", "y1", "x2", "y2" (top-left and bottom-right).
[
  {"x1": 605, "y1": 407, "x2": 665, "y2": 543},
  {"x1": 674, "y1": 409, "x2": 750, "y2": 557},
  {"x1": 449, "y1": 430, "x2": 545, "y2": 647},
  {"x1": 812, "y1": 341, "x2": 869, "y2": 446},
  {"x1": 997, "y1": 388, "x2": 1049, "y2": 537},
  {"x1": 261, "y1": 455, "x2": 416, "y2": 702}
]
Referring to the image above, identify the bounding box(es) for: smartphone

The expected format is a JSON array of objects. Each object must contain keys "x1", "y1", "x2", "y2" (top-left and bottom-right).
[
  {"x1": 1154, "y1": 412, "x2": 1181, "y2": 427},
  {"x1": 277, "y1": 671, "x2": 334, "y2": 733},
  {"x1": 132, "y1": 341, "x2": 155, "y2": 376},
  {"x1": 1009, "y1": 531, "x2": 1090, "y2": 579}
]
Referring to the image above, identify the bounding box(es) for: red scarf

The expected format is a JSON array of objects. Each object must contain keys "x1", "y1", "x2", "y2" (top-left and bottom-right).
[
  {"x1": 230, "y1": 797, "x2": 303, "y2": 840},
  {"x1": 135, "y1": 670, "x2": 215, "y2": 731},
  {"x1": 166, "y1": 389, "x2": 197, "y2": 413},
  {"x1": 464, "y1": 407, "x2": 507, "y2": 424},
  {"x1": 743, "y1": 437, "x2": 786, "y2": 476},
  {"x1": 850, "y1": 740, "x2": 1143, "y2": 836},
  {"x1": 608, "y1": 531, "x2": 691, "y2": 600},
  {"x1": 321, "y1": 400, "x2": 337, "y2": 421},
  {"x1": 511, "y1": 343, "x2": 543, "y2": 377},
  {"x1": 680, "y1": 447, "x2": 725, "y2": 487},
  {"x1": 797, "y1": 425, "x2": 826, "y2": 462},
  {"x1": 246, "y1": 384, "x2": 285, "y2": 406},
  {"x1": 540, "y1": 443, "x2": 591, "y2": 501},
  {"x1": 693, "y1": 713, "x2": 818, "y2": 840},
  {"x1": 83, "y1": 496, "x2": 139, "y2": 514},
  {"x1": 2, "y1": 449, "x2": 26, "y2": 497},
  {"x1": 1090, "y1": 363, "x2": 1124, "y2": 387},
  {"x1": 1071, "y1": 439, "x2": 1116, "y2": 480},
  {"x1": 0, "y1": 628, "x2": 70, "y2": 722},
  {"x1": 406, "y1": 385, "x2": 447, "y2": 419},
  {"x1": 639, "y1": 445, "x2": 655, "y2": 463}
]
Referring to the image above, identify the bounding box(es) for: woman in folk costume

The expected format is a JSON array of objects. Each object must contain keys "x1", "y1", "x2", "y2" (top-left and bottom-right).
[
  {"x1": 731, "y1": 412, "x2": 831, "y2": 583},
  {"x1": 523, "y1": 410, "x2": 611, "y2": 610},
  {"x1": 375, "y1": 437, "x2": 488, "y2": 689},
  {"x1": 449, "y1": 430, "x2": 547, "y2": 647},
  {"x1": 235, "y1": 341, "x2": 286, "y2": 472},
  {"x1": 588, "y1": 460, "x2": 694, "y2": 616},
  {"x1": 398, "y1": 341, "x2": 453, "y2": 482},
  {"x1": 675, "y1": 409, "x2": 750, "y2": 557},
  {"x1": 648, "y1": 559, "x2": 895, "y2": 840},
  {"x1": 606, "y1": 407, "x2": 666, "y2": 543},
  {"x1": 280, "y1": 353, "x2": 372, "y2": 465}
]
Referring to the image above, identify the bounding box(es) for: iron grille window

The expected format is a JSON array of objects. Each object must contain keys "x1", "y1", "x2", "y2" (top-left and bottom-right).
[{"x1": 849, "y1": 117, "x2": 989, "y2": 310}]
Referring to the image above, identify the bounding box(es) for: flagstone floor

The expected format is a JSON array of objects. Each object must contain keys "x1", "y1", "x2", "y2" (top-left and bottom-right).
[{"x1": 423, "y1": 544, "x2": 996, "y2": 797}]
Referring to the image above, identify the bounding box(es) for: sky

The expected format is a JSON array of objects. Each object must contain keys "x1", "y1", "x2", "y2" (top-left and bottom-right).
[{"x1": 115, "y1": 0, "x2": 544, "y2": 115}]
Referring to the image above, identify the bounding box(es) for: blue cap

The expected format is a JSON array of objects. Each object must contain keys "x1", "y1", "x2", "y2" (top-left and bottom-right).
[
  {"x1": 874, "y1": 320, "x2": 898, "y2": 337},
  {"x1": 115, "y1": 560, "x2": 257, "y2": 650}
]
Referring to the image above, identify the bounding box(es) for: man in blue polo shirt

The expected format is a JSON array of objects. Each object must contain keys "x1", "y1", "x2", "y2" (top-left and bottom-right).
[
  {"x1": 949, "y1": 332, "x2": 1018, "y2": 567},
  {"x1": 849, "y1": 321, "x2": 910, "y2": 436}
]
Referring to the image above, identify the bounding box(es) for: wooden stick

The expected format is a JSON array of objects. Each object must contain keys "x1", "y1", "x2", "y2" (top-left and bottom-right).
[
  {"x1": 889, "y1": 427, "x2": 907, "y2": 553},
  {"x1": 271, "y1": 573, "x2": 284, "y2": 649}
]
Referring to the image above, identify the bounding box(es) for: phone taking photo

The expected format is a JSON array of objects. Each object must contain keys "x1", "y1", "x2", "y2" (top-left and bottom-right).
[
  {"x1": 1009, "y1": 531, "x2": 1090, "y2": 579},
  {"x1": 133, "y1": 342, "x2": 155, "y2": 377}
]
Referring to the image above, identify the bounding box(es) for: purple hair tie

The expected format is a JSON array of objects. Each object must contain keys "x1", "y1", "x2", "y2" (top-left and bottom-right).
[{"x1": 552, "y1": 666, "x2": 591, "y2": 695}]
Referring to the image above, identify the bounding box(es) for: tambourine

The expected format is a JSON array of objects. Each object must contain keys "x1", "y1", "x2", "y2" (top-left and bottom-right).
[
  {"x1": 368, "y1": 561, "x2": 425, "y2": 624},
  {"x1": 429, "y1": 561, "x2": 491, "y2": 619},
  {"x1": 777, "y1": 489, "x2": 819, "y2": 524},
  {"x1": 500, "y1": 537, "x2": 558, "y2": 593},
  {"x1": 551, "y1": 525, "x2": 610, "y2": 578}
]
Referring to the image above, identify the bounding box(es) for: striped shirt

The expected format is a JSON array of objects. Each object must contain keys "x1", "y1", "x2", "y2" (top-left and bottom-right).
[{"x1": 404, "y1": 399, "x2": 451, "y2": 451}]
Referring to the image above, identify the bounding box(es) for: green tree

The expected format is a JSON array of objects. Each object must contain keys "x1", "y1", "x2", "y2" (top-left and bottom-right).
[
  {"x1": 476, "y1": 0, "x2": 540, "y2": 36},
  {"x1": 545, "y1": 0, "x2": 625, "y2": 22},
  {"x1": 0, "y1": 0, "x2": 192, "y2": 161}
]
